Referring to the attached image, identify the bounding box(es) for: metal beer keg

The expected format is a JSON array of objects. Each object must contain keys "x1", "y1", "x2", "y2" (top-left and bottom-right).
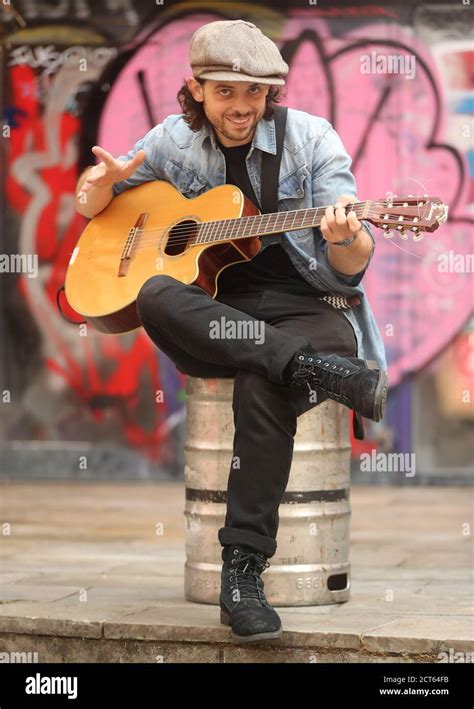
[{"x1": 184, "y1": 376, "x2": 351, "y2": 606}]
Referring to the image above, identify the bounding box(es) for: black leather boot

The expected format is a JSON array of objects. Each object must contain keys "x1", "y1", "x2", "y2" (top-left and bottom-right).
[
  {"x1": 220, "y1": 544, "x2": 282, "y2": 643},
  {"x1": 285, "y1": 348, "x2": 388, "y2": 422}
]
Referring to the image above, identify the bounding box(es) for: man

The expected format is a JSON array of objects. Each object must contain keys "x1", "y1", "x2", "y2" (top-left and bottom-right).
[{"x1": 75, "y1": 19, "x2": 388, "y2": 643}]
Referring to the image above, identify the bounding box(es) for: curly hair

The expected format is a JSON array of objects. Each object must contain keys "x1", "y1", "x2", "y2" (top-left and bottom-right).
[{"x1": 176, "y1": 78, "x2": 284, "y2": 132}]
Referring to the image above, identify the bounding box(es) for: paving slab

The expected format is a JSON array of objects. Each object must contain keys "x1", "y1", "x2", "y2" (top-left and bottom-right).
[{"x1": 0, "y1": 482, "x2": 472, "y2": 662}]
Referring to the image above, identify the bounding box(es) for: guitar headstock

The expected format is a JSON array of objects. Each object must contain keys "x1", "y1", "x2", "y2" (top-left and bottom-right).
[{"x1": 367, "y1": 195, "x2": 449, "y2": 241}]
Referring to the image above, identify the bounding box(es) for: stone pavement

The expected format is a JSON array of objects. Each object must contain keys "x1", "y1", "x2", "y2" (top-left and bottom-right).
[{"x1": 0, "y1": 482, "x2": 472, "y2": 663}]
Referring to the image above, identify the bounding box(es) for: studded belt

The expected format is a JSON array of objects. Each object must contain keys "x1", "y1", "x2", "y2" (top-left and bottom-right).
[{"x1": 318, "y1": 294, "x2": 361, "y2": 310}]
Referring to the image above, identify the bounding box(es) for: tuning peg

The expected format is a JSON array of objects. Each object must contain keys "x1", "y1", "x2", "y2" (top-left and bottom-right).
[
  {"x1": 397, "y1": 225, "x2": 408, "y2": 240},
  {"x1": 437, "y1": 205, "x2": 449, "y2": 224},
  {"x1": 411, "y1": 226, "x2": 424, "y2": 241},
  {"x1": 383, "y1": 229, "x2": 393, "y2": 238}
]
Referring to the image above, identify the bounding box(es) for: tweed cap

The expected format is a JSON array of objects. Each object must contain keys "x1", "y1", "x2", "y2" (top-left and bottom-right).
[{"x1": 190, "y1": 20, "x2": 288, "y2": 85}]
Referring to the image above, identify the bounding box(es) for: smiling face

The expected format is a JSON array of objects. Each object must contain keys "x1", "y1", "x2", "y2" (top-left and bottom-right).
[{"x1": 187, "y1": 78, "x2": 271, "y2": 147}]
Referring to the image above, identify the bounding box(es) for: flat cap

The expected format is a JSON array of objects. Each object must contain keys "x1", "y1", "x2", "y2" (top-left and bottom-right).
[{"x1": 190, "y1": 20, "x2": 289, "y2": 85}]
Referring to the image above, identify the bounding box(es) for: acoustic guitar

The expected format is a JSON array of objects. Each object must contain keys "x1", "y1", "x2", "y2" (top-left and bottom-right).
[{"x1": 64, "y1": 181, "x2": 448, "y2": 334}]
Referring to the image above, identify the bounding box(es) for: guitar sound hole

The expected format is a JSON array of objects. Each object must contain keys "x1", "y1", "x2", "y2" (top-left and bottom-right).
[{"x1": 165, "y1": 220, "x2": 199, "y2": 256}]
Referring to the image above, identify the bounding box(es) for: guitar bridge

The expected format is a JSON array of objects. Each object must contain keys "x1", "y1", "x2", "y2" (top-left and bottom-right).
[{"x1": 118, "y1": 212, "x2": 149, "y2": 277}]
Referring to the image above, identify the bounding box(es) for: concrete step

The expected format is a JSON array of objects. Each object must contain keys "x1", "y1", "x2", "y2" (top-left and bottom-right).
[{"x1": 0, "y1": 482, "x2": 472, "y2": 663}]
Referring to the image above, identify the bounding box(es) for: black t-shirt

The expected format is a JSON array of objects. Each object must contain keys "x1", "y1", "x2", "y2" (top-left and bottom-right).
[{"x1": 215, "y1": 139, "x2": 323, "y2": 296}]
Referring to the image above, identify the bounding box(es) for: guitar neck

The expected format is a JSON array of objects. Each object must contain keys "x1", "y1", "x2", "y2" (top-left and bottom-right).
[{"x1": 195, "y1": 201, "x2": 370, "y2": 244}]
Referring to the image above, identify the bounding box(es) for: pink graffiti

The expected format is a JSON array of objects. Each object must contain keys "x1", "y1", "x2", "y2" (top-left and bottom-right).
[{"x1": 99, "y1": 11, "x2": 472, "y2": 387}]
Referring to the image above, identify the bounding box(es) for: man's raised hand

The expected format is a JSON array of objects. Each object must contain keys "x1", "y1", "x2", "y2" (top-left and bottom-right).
[{"x1": 78, "y1": 146, "x2": 147, "y2": 197}]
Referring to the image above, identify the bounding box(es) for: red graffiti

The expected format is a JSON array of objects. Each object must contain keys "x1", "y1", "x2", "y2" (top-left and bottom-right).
[{"x1": 7, "y1": 63, "x2": 182, "y2": 460}]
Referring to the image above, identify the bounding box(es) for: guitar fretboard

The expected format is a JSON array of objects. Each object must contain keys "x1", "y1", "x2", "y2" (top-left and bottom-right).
[{"x1": 195, "y1": 202, "x2": 370, "y2": 243}]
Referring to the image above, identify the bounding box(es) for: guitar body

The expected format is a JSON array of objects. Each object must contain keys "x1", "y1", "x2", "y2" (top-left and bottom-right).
[
  {"x1": 65, "y1": 181, "x2": 446, "y2": 335},
  {"x1": 65, "y1": 181, "x2": 261, "y2": 334}
]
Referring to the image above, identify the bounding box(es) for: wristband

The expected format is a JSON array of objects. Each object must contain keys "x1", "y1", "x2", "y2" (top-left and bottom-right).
[{"x1": 330, "y1": 231, "x2": 359, "y2": 247}]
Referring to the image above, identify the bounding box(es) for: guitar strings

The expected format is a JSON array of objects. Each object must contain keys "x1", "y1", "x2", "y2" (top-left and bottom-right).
[
  {"x1": 121, "y1": 205, "x2": 426, "y2": 250},
  {"x1": 126, "y1": 202, "x2": 367, "y2": 236},
  {"x1": 116, "y1": 200, "x2": 428, "y2": 238}
]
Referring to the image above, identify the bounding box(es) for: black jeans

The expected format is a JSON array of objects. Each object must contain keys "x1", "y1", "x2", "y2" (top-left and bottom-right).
[{"x1": 136, "y1": 275, "x2": 357, "y2": 558}]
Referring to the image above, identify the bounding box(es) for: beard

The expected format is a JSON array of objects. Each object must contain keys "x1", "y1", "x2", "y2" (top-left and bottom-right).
[{"x1": 204, "y1": 101, "x2": 263, "y2": 144}]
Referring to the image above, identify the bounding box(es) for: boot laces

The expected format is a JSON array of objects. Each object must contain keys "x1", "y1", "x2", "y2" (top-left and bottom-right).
[
  {"x1": 293, "y1": 361, "x2": 346, "y2": 399},
  {"x1": 231, "y1": 552, "x2": 270, "y2": 602}
]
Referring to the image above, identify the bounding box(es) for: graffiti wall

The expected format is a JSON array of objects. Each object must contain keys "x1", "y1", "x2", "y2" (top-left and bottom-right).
[{"x1": 1, "y1": 0, "x2": 472, "y2": 478}]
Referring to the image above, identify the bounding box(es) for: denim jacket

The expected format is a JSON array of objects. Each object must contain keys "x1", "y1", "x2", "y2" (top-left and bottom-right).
[{"x1": 112, "y1": 108, "x2": 387, "y2": 371}]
